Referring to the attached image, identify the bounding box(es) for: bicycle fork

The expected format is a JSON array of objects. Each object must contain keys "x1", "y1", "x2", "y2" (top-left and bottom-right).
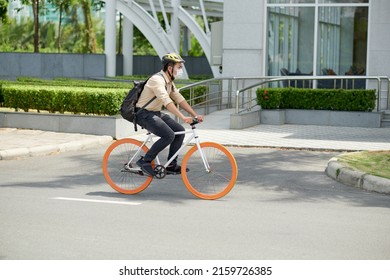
[{"x1": 193, "y1": 137, "x2": 211, "y2": 173}]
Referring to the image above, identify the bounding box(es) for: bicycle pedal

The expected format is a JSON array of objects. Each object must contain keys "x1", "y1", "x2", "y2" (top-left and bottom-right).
[
  {"x1": 166, "y1": 171, "x2": 181, "y2": 175},
  {"x1": 123, "y1": 165, "x2": 145, "y2": 176},
  {"x1": 138, "y1": 170, "x2": 145, "y2": 176}
]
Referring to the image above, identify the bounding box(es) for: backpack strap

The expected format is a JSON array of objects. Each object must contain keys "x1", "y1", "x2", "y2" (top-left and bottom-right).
[
  {"x1": 137, "y1": 72, "x2": 167, "y2": 110},
  {"x1": 133, "y1": 72, "x2": 167, "y2": 131}
]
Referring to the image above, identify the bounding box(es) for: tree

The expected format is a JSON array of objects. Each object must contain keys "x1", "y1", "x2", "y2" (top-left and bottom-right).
[
  {"x1": 80, "y1": 0, "x2": 96, "y2": 53},
  {"x1": 48, "y1": 0, "x2": 76, "y2": 52},
  {"x1": 14, "y1": 0, "x2": 100, "y2": 53},
  {"x1": 21, "y1": 0, "x2": 41, "y2": 53},
  {"x1": 0, "y1": 0, "x2": 8, "y2": 23}
]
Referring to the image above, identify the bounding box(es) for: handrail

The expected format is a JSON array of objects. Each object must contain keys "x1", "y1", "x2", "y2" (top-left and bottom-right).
[
  {"x1": 178, "y1": 76, "x2": 272, "y2": 111},
  {"x1": 177, "y1": 75, "x2": 389, "y2": 116},
  {"x1": 235, "y1": 76, "x2": 388, "y2": 113}
]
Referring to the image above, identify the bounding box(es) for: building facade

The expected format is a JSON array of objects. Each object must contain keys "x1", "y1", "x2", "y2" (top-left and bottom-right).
[{"x1": 222, "y1": 0, "x2": 390, "y2": 79}]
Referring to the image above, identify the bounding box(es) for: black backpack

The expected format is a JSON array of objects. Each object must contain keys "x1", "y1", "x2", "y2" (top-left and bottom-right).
[{"x1": 120, "y1": 76, "x2": 156, "y2": 131}]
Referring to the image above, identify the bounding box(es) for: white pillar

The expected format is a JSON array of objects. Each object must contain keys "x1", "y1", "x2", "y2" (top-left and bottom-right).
[
  {"x1": 104, "y1": 0, "x2": 116, "y2": 77},
  {"x1": 123, "y1": 17, "x2": 133, "y2": 75},
  {"x1": 170, "y1": 0, "x2": 181, "y2": 51}
]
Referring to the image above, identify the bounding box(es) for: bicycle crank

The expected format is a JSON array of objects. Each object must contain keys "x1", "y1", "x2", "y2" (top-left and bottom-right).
[{"x1": 154, "y1": 165, "x2": 167, "y2": 179}]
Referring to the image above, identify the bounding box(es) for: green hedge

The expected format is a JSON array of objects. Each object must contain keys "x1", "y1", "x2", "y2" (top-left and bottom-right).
[
  {"x1": 14, "y1": 77, "x2": 132, "y2": 89},
  {"x1": 0, "y1": 78, "x2": 206, "y2": 115},
  {"x1": 2, "y1": 84, "x2": 126, "y2": 115},
  {"x1": 0, "y1": 77, "x2": 133, "y2": 114},
  {"x1": 257, "y1": 88, "x2": 376, "y2": 112},
  {"x1": 0, "y1": 81, "x2": 5, "y2": 105}
]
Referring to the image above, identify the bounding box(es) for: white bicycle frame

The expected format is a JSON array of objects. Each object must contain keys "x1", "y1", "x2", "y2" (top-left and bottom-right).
[{"x1": 127, "y1": 126, "x2": 211, "y2": 172}]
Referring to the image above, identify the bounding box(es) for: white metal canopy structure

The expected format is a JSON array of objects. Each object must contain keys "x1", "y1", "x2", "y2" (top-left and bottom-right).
[{"x1": 103, "y1": 0, "x2": 223, "y2": 78}]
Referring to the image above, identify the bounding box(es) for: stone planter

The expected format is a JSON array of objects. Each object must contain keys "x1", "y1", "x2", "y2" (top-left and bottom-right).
[
  {"x1": 0, "y1": 112, "x2": 136, "y2": 139},
  {"x1": 285, "y1": 109, "x2": 382, "y2": 128},
  {"x1": 230, "y1": 108, "x2": 261, "y2": 129},
  {"x1": 229, "y1": 109, "x2": 383, "y2": 129},
  {"x1": 260, "y1": 109, "x2": 286, "y2": 125}
]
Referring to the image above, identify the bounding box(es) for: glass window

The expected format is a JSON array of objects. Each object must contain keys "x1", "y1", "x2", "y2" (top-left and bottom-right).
[
  {"x1": 268, "y1": 0, "x2": 315, "y2": 3},
  {"x1": 317, "y1": 6, "x2": 368, "y2": 76},
  {"x1": 319, "y1": 0, "x2": 368, "y2": 3},
  {"x1": 266, "y1": 1, "x2": 369, "y2": 85},
  {"x1": 267, "y1": 6, "x2": 315, "y2": 76}
]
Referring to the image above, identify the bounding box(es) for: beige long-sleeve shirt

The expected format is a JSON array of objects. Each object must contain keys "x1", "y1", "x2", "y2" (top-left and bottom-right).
[{"x1": 136, "y1": 70, "x2": 185, "y2": 112}]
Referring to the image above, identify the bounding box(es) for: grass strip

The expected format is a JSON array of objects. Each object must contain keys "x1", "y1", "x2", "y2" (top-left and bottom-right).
[{"x1": 338, "y1": 151, "x2": 390, "y2": 179}]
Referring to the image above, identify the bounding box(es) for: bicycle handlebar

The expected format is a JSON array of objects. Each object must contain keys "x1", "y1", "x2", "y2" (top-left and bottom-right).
[{"x1": 190, "y1": 117, "x2": 199, "y2": 126}]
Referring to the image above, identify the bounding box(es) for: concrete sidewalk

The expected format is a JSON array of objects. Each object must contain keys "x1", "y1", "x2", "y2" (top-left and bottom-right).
[
  {"x1": 1, "y1": 109, "x2": 390, "y2": 193},
  {"x1": 0, "y1": 128, "x2": 113, "y2": 160}
]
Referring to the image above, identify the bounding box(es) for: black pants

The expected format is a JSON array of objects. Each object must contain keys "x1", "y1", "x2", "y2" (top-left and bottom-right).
[{"x1": 135, "y1": 109, "x2": 185, "y2": 165}]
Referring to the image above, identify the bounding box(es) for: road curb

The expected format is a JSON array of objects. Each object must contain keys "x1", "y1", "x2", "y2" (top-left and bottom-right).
[
  {"x1": 0, "y1": 136, "x2": 113, "y2": 160},
  {"x1": 325, "y1": 156, "x2": 390, "y2": 194}
]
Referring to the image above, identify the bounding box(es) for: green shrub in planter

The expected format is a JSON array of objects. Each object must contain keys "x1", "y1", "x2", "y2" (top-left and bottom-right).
[
  {"x1": 14, "y1": 77, "x2": 131, "y2": 89},
  {"x1": 0, "y1": 80, "x2": 5, "y2": 105},
  {"x1": 1, "y1": 84, "x2": 126, "y2": 115},
  {"x1": 257, "y1": 88, "x2": 376, "y2": 112},
  {"x1": 1, "y1": 77, "x2": 212, "y2": 114},
  {"x1": 256, "y1": 88, "x2": 282, "y2": 109}
]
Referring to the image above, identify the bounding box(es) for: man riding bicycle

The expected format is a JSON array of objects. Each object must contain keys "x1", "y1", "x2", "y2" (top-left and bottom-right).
[{"x1": 135, "y1": 53, "x2": 204, "y2": 176}]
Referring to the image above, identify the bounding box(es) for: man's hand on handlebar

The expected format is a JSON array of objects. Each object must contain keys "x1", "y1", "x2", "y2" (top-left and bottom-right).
[
  {"x1": 182, "y1": 115, "x2": 204, "y2": 125},
  {"x1": 183, "y1": 116, "x2": 194, "y2": 124},
  {"x1": 190, "y1": 115, "x2": 204, "y2": 125},
  {"x1": 194, "y1": 115, "x2": 204, "y2": 122}
]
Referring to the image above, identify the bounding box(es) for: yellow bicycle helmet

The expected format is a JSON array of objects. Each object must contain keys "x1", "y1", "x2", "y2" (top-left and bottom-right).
[{"x1": 162, "y1": 53, "x2": 185, "y2": 66}]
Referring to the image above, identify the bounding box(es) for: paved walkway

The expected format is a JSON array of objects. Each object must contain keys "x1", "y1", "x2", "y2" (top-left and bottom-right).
[
  {"x1": 0, "y1": 128, "x2": 113, "y2": 160},
  {"x1": 132, "y1": 109, "x2": 390, "y2": 151},
  {"x1": 1, "y1": 109, "x2": 390, "y2": 193}
]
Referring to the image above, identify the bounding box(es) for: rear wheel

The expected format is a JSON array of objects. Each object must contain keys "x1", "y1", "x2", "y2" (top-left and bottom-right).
[
  {"x1": 102, "y1": 138, "x2": 153, "y2": 194},
  {"x1": 181, "y1": 142, "x2": 238, "y2": 200}
]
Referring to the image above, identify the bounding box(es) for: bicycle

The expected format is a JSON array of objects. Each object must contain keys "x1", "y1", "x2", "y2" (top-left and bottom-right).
[{"x1": 102, "y1": 118, "x2": 238, "y2": 200}]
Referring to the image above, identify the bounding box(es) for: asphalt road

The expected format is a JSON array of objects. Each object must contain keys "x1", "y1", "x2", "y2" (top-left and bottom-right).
[{"x1": 1, "y1": 144, "x2": 389, "y2": 260}]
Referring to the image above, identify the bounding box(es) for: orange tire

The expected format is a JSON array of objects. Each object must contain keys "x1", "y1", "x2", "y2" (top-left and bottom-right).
[
  {"x1": 181, "y1": 142, "x2": 238, "y2": 200},
  {"x1": 102, "y1": 138, "x2": 153, "y2": 194}
]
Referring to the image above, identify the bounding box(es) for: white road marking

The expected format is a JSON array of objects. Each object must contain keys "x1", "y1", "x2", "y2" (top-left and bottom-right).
[{"x1": 51, "y1": 197, "x2": 141, "y2": 206}]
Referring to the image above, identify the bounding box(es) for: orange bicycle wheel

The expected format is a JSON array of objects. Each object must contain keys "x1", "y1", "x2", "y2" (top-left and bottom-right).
[
  {"x1": 181, "y1": 142, "x2": 238, "y2": 200},
  {"x1": 102, "y1": 138, "x2": 153, "y2": 194}
]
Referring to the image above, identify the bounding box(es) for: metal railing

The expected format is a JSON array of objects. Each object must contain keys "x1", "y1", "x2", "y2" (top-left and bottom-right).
[
  {"x1": 179, "y1": 78, "x2": 224, "y2": 115},
  {"x1": 178, "y1": 76, "x2": 274, "y2": 113},
  {"x1": 235, "y1": 76, "x2": 390, "y2": 113},
  {"x1": 178, "y1": 75, "x2": 390, "y2": 115}
]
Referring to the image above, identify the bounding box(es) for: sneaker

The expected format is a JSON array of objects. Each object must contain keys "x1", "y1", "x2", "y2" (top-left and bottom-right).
[
  {"x1": 136, "y1": 157, "x2": 155, "y2": 176},
  {"x1": 166, "y1": 164, "x2": 189, "y2": 174}
]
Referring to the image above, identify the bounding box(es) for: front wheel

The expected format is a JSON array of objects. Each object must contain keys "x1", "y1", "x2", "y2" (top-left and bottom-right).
[
  {"x1": 102, "y1": 138, "x2": 153, "y2": 194},
  {"x1": 181, "y1": 142, "x2": 238, "y2": 200}
]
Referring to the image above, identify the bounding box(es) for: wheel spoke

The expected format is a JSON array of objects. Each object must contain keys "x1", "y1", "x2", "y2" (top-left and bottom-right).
[
  {"x1": 102, "y1": 139, "x2": 153, "y2": 194},
  {"x1": 182, "y1": 142, "x2": 238, "y2": 200}
]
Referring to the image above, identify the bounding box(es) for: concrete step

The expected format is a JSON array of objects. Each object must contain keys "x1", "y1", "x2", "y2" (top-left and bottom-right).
[
  {"x1": 381, "y1": 122, "x2": 390, "y2": 128},
  {"x1": 380, "y1": 111, "x2": 390, "y2": 127},
  {"x1": 382, "y1": 110, "x2": 390, "y2": 116}
]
